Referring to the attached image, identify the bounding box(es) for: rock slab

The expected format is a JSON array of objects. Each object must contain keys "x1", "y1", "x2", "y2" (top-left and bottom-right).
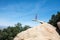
[{"x1": 14, "y1": 23, "x2": 60, "y2": 40}]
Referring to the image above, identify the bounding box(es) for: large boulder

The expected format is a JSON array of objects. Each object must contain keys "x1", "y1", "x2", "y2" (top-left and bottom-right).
[
  {"x1": 14, "y1": 22, "x2": 60, "y2": 40},
  {"x1": 57, "y1": 22, "x2": 60, "y2": 30}
]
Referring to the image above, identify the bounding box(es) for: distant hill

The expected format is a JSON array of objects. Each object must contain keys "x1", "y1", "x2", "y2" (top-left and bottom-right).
[{"x1": 0, "y1": 25, "x2": 7, "y2": 29}]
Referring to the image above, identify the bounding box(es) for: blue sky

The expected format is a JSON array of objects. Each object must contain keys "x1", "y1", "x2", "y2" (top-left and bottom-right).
[{"x1": 0, "y1": 0, "x2": 60, "y2": 27}]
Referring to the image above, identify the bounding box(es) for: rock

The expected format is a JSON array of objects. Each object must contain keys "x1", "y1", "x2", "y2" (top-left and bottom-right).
[
  {"x1": 57, "y1": 22, "x2": 60, "y2": 30},
  {"x1": 14, "y1": 22, "x2": 60, "y2": 40}
]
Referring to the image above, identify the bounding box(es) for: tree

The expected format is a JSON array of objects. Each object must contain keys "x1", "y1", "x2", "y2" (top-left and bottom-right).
[
  {"x1": 15, "y1": 23, "x2": 23, "y2": 32},
  {"x1": 0, "y1": 23, "x2": 31, "y2": 40},
  {"x1": 23, "y1": 25, "x2": 31, "y2": 31},
  {"x1": 48, "y1": 12, "x2": 60, "y2": 34}
]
